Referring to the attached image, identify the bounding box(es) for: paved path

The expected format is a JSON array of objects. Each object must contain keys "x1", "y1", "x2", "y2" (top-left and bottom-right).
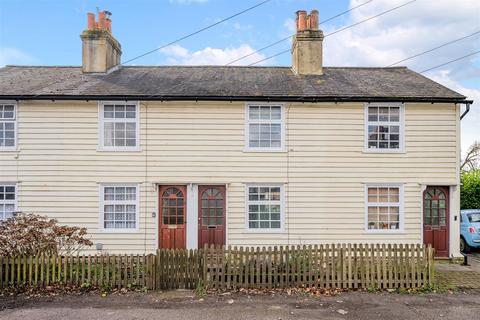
[
  {"x1": 435, "y1": 249, "x2": 480, "y2": 289},
  {"x1": 1, "y1": 291, "x2": 480, "y2": 320}
]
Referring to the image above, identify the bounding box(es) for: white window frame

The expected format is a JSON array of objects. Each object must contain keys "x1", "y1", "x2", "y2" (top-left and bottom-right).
[
  {"x1": 244, "y1": 184, "x2": 285, "y2": 233},
  {"x1": 364, "y1": 102, "x2": 405, "y2": 153},
  {"x1": 0, "y1": 101, "x2": 18, "y2": 151},
  {"x1": 98, "y1": 101, "x2": 140, "y2": 151},
  {"x1": 364, "y1": 184, "x2": 404, "y2": 233},
  {"x1": 99, "y1": 184, "x2": 140, "y2": 233},
  {"x1": 244, "y1": 103, "x2": 286, "y2": 152},
  {"x1": 0, "y1": 183, "x2": 18, "y2": 221}
]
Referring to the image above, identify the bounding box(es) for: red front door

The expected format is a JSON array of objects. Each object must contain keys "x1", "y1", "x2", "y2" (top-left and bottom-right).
[
  {"x1": 198, "y1": 185, "x2": 226, "y2": 248},
  {"x1": 423, "y1": 186, "x2": 449, "y2": 257},
  {"x1": 159, "y1": 185, "x2": 187, "y2": 249}
]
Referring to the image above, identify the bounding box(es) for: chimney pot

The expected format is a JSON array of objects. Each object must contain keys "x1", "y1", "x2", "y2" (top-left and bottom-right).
[
  {"x1": 98, "y1": 11, "x2": 106, "y2": 30},
  {"x1": 310, "y1": 10, "x2": 319, "y2": 30},
  {"x1": 297, "y1": 10, "x2": 307, "y2": 31},
  {"x1": 87, "y1": 12, "x2": 95, "y2": 30},
  {"x1": 106, "y1": 18, "x2": 112, "y2": 32}
]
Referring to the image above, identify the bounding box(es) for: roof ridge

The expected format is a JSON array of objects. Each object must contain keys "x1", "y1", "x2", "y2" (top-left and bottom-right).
[
  {"x1": 324, "y1": 66, "x2": 407, "y2": 69},
  {"x1": 4, "y1": 65, "x2": 81, "y2": 68},
  {"x1": 2, "y1": 65, "x2": 408, "y2": 70}
]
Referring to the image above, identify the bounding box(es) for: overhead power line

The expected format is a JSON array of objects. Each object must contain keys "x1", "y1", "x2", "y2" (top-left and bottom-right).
[
  {"x1": 419, "y1": 50, "x2": 480, "y2": 73},
  {"x1": 386, "y1": 30, "x2": 480, "y2": 67},
  {"x1": 122, "y1": 0, "x2": 271, "y2": 65},
  {"x1": 248, "y1": 0, "x2": 417, "y2": 66},
  {"x1": 225, "y1": 0, "x2": 374, "y2": 65}
]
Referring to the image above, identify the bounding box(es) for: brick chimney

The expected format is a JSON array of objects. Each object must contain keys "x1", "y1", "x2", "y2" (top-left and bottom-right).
[
  {"x1": 291, "y1": 10, "x2": 324, "y2": 75},
  {"x1": 80, "y1": 11, "x2": 121, "y2": 73}
]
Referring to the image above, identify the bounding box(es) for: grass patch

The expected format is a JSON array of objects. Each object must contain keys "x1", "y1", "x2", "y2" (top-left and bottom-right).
[{"x1": 194, "y1": 279, "x2": 207, "y2": 297}]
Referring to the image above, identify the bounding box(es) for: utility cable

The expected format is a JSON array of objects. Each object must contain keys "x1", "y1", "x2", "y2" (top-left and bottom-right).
[
  {"x1": 248, "y1": 0, "x2": 417, "y2": 66},
  {"x1": 419, "y1": 50, "x2": 480, "y2": 73},
  {"x1": 386, "y1": 30, "x2": 480, "y2": 67},
  {"x1": 122, "y1": 0, "x2": 271, "y2": 65},
  {"x1": 225, "y1": 0, "x2": 375, "y2": 65}
]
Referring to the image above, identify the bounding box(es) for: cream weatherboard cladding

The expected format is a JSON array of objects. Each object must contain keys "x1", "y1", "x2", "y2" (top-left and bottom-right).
[{"x1": 0, "y1": 100, "x2": 460, "y2": 255}]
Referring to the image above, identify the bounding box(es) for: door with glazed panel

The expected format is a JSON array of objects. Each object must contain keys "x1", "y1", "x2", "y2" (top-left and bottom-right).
[
  {"x1": 423, "y1": 186, "x2": 449, "y2": 257},
  {"x1": 198, "y1": 185, "x2": 226, "y2": 248},
  {"x1": 159, "y1": 186, "x2": 187, "y2": 249}
]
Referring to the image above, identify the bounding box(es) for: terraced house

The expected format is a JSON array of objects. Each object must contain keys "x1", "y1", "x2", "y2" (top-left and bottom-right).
[{"x1": 0, "y1": 10, "x2": 472, "y2": 258}]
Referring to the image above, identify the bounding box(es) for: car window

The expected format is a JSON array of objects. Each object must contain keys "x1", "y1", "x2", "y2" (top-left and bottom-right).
[{"x1": 468, "y1": 213, "x2": 480, "y2": 223}]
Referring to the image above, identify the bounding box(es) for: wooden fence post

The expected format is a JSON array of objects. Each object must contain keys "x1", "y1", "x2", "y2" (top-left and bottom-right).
[
  {"x1": 0, "y1": 256, "x2": 3, "y2": 289},
  {"x1": 428, "y1": 244, "x2": 434, "y2": 286}
]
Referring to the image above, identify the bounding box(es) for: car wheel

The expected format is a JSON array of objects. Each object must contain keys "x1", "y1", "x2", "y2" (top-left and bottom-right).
[{"x1": 460, "y1": 237, "x2": 470, "y2": 253}]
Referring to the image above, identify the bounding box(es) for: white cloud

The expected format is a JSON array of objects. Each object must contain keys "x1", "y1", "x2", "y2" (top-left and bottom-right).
[
  {"x1": 428, "y1": 71, "x2": 480, "y2": 153},
  {"x1": 159, "y1": 44, "x2": 269, "y2": 65},
  {"x1": 160, "y1": 44, "x2": 189, "y2": 59},
  {"x1": 321, "y1": 0, "x2": 480, "y2": 153},
  {"x1": 283, "y1": 18, "x2": 296, "y2": 34},
  {"x1": 0, "y1": 47, "x2": 34, "y2": 67},
  {"x1": 233, "y1": 22, "x2": 252, "y2": 31},
  {"x1": 324, "y1": 0, "x2": 480, "y2": 72}
]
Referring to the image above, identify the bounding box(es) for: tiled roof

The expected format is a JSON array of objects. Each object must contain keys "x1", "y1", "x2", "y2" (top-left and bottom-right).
[{"x1": 0, "y1": 65, "x2": 466, "y2": 101}]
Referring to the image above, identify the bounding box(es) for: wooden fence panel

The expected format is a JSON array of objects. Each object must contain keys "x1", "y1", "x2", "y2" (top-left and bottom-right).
[{"x1": 0, "y1": 244, "x2": 434, "y2": 291}]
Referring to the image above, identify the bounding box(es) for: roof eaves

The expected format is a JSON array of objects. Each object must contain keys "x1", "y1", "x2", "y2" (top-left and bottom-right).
[{"x1": 0, "y1": 94, "x2": 470, "y2": 104}]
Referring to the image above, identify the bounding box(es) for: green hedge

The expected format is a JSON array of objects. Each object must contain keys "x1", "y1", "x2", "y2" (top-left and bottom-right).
[{"x1": 461, "y1": 169, "x2": 480, "y2": 210}]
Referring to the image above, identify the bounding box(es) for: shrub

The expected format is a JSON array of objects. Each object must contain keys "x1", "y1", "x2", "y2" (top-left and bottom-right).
[
  {"x1": 0, "y1": 213, "x2": 93, "y2": 256},
  {"x1": 460, "y1": 169, "x2": 480, "y2": 210}
]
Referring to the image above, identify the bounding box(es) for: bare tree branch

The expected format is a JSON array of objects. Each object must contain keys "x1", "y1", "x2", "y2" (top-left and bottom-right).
[{"x1": 461, "y1": 141, "x2": 480, "y2": 172}]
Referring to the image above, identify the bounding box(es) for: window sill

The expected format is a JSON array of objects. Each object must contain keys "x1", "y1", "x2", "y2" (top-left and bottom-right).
[
  {"x1": 243, "y1": 229, "x2": 286, "y2": 234},
  {"x1": 243, "y1": 148, "x2": 287, "y2": 153},
  {"x1": 98, "y1": 228, "x2": 141, "y2": 234},
  {"x1": 0, "y1": 148, "x2": 19, "y2": 152},
  {"x1": 97, "y1": 147, "x2": 142, "y2": 152},
  {"x1": 362, "y1": 149, "x2": 406, "y2": 154},
  {"x1": 364, "y1": 230, "x2": 406, "y2": 234}
]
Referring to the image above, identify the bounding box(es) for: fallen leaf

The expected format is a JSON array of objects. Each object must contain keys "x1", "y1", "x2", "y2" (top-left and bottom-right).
[{"x1": 337, "y1": 309, "x2": 348, "y2": 315}]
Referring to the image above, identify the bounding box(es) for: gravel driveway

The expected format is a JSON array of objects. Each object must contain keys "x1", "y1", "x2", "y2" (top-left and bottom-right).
[{"x1": 1, "y1": 290, "x2": 480, "y2": 320}]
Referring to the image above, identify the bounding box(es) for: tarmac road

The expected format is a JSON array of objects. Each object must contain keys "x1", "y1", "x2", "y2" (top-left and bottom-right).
[{"x1": 1, "y1": 290, "x2": 480, "y2": 320}]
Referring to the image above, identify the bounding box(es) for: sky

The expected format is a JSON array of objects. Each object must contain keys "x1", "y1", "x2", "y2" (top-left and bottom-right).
[{"x1": 0, "y1": 0, "x2": 479, "y2": 153}]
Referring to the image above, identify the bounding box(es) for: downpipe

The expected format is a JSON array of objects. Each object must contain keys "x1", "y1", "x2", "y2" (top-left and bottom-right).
[
  {"x1": 460, "y1": 102, "x2": 471, "y2": 120},
  {"x1": 459, "y1": 100, "x2": 471, "y2": 265}
]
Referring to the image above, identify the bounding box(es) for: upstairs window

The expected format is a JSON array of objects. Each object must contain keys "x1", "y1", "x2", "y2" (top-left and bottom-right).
[
  {"x1": 246, "y1": 104, "x2": 284, "y2": 151},
  {"x1": 0, "y1": 103, "x2": 16, "y2": 150},
  {"x1": 365, "y1": 103, "x2": 404, "y2": 152},
  {"x1": 99, "y1": 102, "x2": 139, "y2": 151},
  {"x1": 0, "y1": 184, "x2": 16, "y2": 221}
]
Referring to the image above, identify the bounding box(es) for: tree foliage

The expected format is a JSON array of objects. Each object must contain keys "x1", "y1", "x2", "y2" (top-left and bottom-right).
[
  {"x1": 460, "y1": 169, "x2": 480, "y2": 210},
  {"x1": 0, "y1": 213, "x2": 93, "y2": 256}
]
